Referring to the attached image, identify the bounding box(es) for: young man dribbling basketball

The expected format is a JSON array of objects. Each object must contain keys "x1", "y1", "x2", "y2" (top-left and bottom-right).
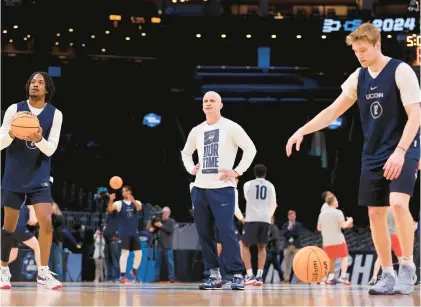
[
  {"x1": 1, "y1": 72, "x2": 63, "y2": 289},
  {"x1": 286, "y1": 23, "x2": 420, "y2": 295}
]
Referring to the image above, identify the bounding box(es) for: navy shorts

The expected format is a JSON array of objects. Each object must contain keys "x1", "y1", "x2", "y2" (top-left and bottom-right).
[
  {"x1": 358, "y1": 159, "x2": 419, "y2": 207},
  {"x1": 1, "y1": 187, "x2": 53, "y2": 210},
  {"x1": 242, "y1": 222, "x2": 270, "y2": 245},
  {"x1": 120, "y1": 235, "x2": 141, "y2": 251},
  {"x1": 13, "y1": 229, "x2": 34, "y2": 247}
]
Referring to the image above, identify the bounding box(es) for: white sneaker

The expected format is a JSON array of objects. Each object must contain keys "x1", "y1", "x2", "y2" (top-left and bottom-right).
[
  {"x1": 37, "y1": 268, "x2": 62, "y2": 290},
  {"x1": 0, "y1": 266, "x2": 11, "y2": 289}
]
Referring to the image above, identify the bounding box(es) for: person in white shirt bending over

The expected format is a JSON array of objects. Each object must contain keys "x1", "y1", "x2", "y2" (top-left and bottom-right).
[
  {"x1": 241, "y1": 164, "x2": 277, "y2": 287},
  {"x1": 182, "y1": 91, "x2": 256, "y2": 290}
]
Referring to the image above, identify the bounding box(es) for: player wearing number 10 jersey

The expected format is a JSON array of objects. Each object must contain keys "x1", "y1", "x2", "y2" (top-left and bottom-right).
[{"x1": 241, "y1": 164, "x2": 277, "y2": 286}]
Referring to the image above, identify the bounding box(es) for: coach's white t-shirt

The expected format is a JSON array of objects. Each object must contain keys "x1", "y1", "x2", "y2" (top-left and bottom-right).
[
  {"x1": 318, "y1": 207, "x2": 346, "y2": 246},
  {"x1": 181, "y1": 117, "x2": 256, "y2": 189}
]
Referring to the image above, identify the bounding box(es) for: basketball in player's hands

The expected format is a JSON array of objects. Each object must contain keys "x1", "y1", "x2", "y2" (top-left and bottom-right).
[
  {"x1": 109, "y1": 176, "x2": 123, "y2": 190},
  {"x1": 293, "y1": 246, "x2": 330, "y2": 283},
  {"x1": 11, "y1": 111, "x2": 40, "y2": 140}
]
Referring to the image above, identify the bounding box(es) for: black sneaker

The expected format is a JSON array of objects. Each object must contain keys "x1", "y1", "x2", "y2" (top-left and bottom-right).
[{"x1": 199, "y1": 276, "x2": 223, "y2": 290}]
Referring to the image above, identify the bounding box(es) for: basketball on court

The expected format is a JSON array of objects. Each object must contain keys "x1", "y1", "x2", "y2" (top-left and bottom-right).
[
  {"x1": 109, "y1": 176, "x2": 123, "y2": 190},
  {"x1": 11, "y1": 111, "x2": 40, "y2": 139},
  {"x1": 292, "y1": 246, "x2": 330, "y2": 283}
]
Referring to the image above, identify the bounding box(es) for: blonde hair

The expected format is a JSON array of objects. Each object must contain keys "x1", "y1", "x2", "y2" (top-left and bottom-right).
[
  {"x1": 345, "y1": 22, "x2": 381, "y2": 46},
  {"x1": 326, "y1": 195, "x2": 337, "y2": 205}
]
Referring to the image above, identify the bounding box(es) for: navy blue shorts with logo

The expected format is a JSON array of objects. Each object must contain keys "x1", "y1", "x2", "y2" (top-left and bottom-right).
[
  {"x1": 1, "y1": 187, "x2": 53, "y2": 210},
  {"x1": 358, "y1": 158, "x2": 419, "y2": 207}
]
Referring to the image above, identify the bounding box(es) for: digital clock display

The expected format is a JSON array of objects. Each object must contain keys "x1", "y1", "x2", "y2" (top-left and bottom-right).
[
  {"x1": 397, "y1": 34, "x2": 420, "y2": 67},
  {"x1": 322, "y1": 17, "x2": 417, "y2": 33},
  {"x1": 406, "y1": 34, "x2": 421, "y2": 47}
]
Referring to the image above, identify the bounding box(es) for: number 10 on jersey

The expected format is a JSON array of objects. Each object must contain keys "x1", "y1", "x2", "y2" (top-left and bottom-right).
[{"x1": 255, "y1": 185, "x2": 268, "y2": 200}]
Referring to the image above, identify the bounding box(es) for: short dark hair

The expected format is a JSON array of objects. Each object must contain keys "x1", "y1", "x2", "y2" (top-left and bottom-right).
[
  {"x1": 25, "y1": 72, "x2": 56, "y2": 103},
  {"x1": 254, "y1": 164, "x2": 267, "y2": 178},
  {"x1": 122, "y1": 185, "x2": 132, "y2": 192}
]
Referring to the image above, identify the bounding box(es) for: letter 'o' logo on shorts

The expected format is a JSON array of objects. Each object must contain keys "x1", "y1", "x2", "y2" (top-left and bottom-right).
[
  {"x1": 370, "y1": 101, "x2": 383, "y2": 119},
  {"x1": 26, "y1": 141, "x2": 37, "y2": 150}
]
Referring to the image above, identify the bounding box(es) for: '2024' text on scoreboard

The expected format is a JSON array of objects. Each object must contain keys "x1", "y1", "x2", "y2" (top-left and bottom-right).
[{"x1": 322, "y1": 18, "x2": 417, "y2": 33}]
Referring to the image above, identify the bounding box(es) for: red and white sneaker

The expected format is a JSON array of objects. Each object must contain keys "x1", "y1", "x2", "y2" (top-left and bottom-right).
[
  {"x1": 0, "y1": 266, "x2": 11, "y2": 289},
  {"x1": 338, "y1": 276, "x2": 351, "y2": 285},
  {"x1": 37, "y1": 268, "x2": 62, "y2": 290},
  {"x1": 119, "y1": 276, "x2": 129, "y2": 284}
]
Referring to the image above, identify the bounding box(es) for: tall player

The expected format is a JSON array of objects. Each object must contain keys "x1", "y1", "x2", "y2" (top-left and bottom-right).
[
  {"x1": 108, "y1": 186, "x2": 142, "y2": 283},
  {"x1": 286, "y1": 23, "x2": 420, "y2": 295},
  {"x1": 8, "y1": 204, "x2": 41, "y2": 268},
  {"x1": 242, "y1": 164, "x2": 277, "y2": 286},
  {"x1": 182, "y1": 91, "x2": 256, "y2": 290},
  {"x1": 1, "y1": 72, "x2": 63, "y2": 290}
]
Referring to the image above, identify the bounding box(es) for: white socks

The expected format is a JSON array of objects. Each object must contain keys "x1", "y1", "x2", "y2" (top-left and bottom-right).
[
  {"x1": 256, "y1": 269, "x2": 263, "y2": 278},
  {"x1": 38, "y1": 266, "x2": 49, "y2": 277},
  {"x1": 247, "y1": 269, "x2": 253, "y2": 277},
  {"x1": 402, "y1": 256, "x2": 415, "y2": 268}
]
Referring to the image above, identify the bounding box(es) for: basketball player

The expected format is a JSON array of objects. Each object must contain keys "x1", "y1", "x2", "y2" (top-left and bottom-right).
[
  {"x1": 317, "y1": 194, "x2": 352, "y2": 285},
  {"x1": 286, "y1": 23, "x2": 420, "y2": 295},
  {"x1": 1, "y1": 72, "x2": 63, "y2": 290},
  {"x1": 182, "y1": 91, "x2": 256, "y2": 290},
  {"x1": 242, "y1": 164, "x2": 277, "y2": 286},
  {"x1": 8, "y1": 204, "x2": 41, "y2": 268},
  {"x1": 108, "y1": 186, "x2": 142, "y2": 283}
]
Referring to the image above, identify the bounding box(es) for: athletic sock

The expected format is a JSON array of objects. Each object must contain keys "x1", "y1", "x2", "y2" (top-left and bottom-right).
[{"x1": 246, "y1": 269, "x2": 253, "y2": 277}]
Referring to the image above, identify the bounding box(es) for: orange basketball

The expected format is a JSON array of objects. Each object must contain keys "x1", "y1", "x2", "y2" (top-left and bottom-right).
[
  {"x1": 11, "y1": 112, "x2": 40, "y2": 139},
  {"x1": 109, "y1": 176, "x2": 123, "y2": 190},
  {"x1": 293, "y1": 246, "x2": 330, "y2": 283}
]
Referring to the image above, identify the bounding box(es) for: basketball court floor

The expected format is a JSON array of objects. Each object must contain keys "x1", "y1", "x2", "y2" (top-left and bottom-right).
[{"x1": 2, "y1": 282, "x2": 419, "y2": 306}]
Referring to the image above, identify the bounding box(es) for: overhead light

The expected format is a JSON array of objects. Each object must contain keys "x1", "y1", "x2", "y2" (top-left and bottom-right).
[
  {"x1": 109, "y1": 14, "x2": 122, "y2": 21},
  {"x1": 26, "y1": 34, "x2": 31, "y2": 38},
  {"x1": 2, "y1": 30, "x2": 7, "y2": 34},
  {"x1": 105, "y1": 30, "x2": 110, "y2": 35},
  {"x1": 196, "y1": 34, "x2": 201, "y2": 38},
  {"x1": 141, "y1": 32, "x2": 146, "y2": 37},
  {"x1": 180, "y1": 0, "x2": 185, "y2": 2},
  {"x1": 151, "y1": 17, "x2": 161, "y2": 24},
  {"x1": 24, "y1": 37, "x2": 28, "y2": 41},
  {"x1": 55, "y1": 42, "x2": 59, "y2": 45},
  {"x1": 125, "y1": 36, "x2": 130, "y2": 41},
  {"x1": 101, "y1": 48, "x2": 106, "y2": 52},
  {"x1": 321, "y1": 35, "x2": 327, "y2": 39},
  {"x1": 172, "y1": 0, "x2": 176, "y2": 2},
  {"x1": 246, "y1": 34, "x2": 251, "y2": 38},
  {"x1": 91, "y1": 35, "x2": 96, "y2": 39},
  {"x1": 69, "y1": 28, "x2": 74, "y2": 32},
  {"x1": 271, "y1": 34, "x2": 276, "y2": 39},
  {"x1": 56, "y1": 33, "x2": 60, "y2": 37},
  {"x1": 158, "y1": 10, "x2": 163, "y2": 15},
  {"x1": 296, "y1": 34, "x2": 302, "y2": 39},
  {"x1": 387, "y1": 34, "x2": 392, "y2": 38},
  {"x1": 69, "y1": 42, "x2": 74, "y2": 46},
  {"x1": 13, "y1": 25, "x2": 18, "y2": 29},
  {"x1": 9, "y1": 39, "x2": 13, "y2": 43},
  {"x1": 82, "y1": 44, "x2": 86, "y2": 47},
  {"x1": 221, "y1": 34, "x2": 226, "y2": 38}
]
